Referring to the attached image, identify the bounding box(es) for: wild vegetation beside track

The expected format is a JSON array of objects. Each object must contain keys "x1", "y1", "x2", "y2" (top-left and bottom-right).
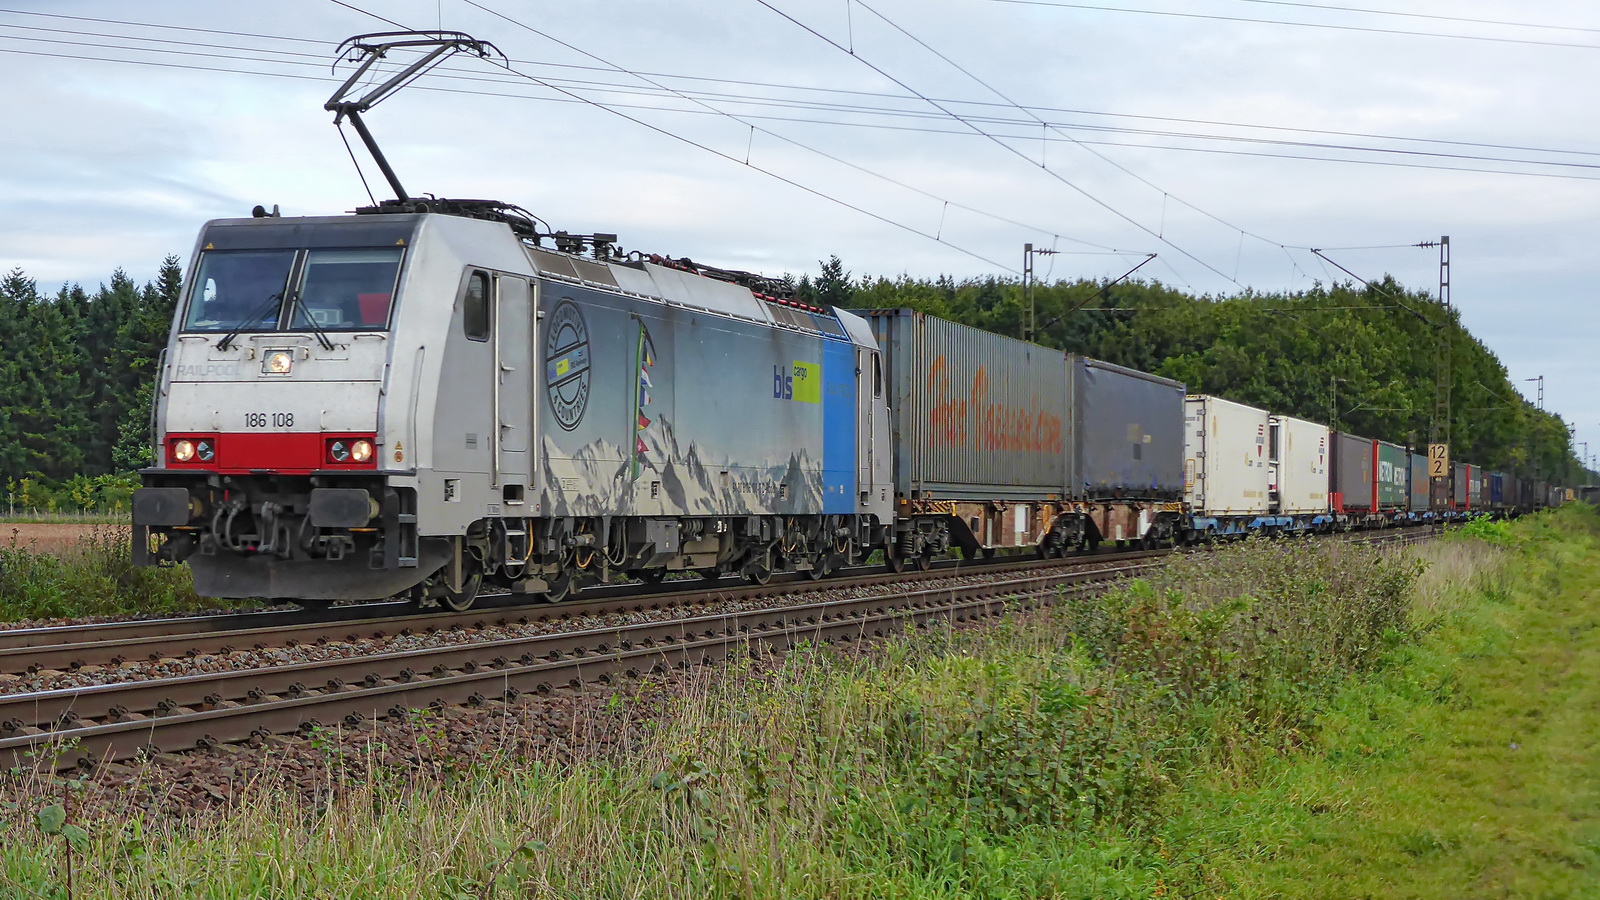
[
  {"x1": 0, "y1": 511, "x2": 1594, "y2": 897},
  {"x1": 0, "y1": 528, "x2": 208, "y2": 623}
]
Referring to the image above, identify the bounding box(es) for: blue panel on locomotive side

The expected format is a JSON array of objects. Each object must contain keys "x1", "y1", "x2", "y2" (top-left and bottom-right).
[{"x1": 821, "y1": 338, "x2": 857, "y2": 514}]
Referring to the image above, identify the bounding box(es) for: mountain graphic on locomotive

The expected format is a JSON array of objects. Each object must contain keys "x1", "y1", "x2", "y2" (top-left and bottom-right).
[{"x1": 129, "y1": 32, "x2": 1552, "y2": 611}]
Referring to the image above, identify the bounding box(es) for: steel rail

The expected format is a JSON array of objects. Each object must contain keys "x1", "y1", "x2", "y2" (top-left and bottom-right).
[
  {"x1": 4, "y1": 559, "x2": 1149, "y2": 734},
  {"x1": 0, "y1": 529, "x2": 1438, "y2": 674},
  {"x1": 0, "y1": 547, "x2": 1155, "y2": 652},
  {"x1": 0, "y1": 524, "x2": 1437, "y2": 664},
  {"x1": 0, "y1": 549, "x2": 1167, "y2": 674},
  {"x1": 0, "y1": 560, "x2": 1154, "y2": 770}
]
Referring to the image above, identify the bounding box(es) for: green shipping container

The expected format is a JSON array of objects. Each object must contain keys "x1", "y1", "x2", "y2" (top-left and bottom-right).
[{"x1": 1376, "y1": 440, "x2": 1408, "y2": 509}]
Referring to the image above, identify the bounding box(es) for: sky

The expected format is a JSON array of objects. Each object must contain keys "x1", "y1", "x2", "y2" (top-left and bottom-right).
[{"x1": 1, "y1": 0, "x2": 1596, "y2": 462}]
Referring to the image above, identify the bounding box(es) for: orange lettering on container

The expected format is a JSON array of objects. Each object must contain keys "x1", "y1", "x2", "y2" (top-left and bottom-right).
[{"x1": 926, "y1": 355, "x2": 1062, "y2": 456}]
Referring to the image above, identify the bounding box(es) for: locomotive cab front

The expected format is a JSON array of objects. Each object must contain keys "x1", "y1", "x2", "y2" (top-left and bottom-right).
[{"x1": 133, "y1": 214, "x2": 438, "y2": 601}]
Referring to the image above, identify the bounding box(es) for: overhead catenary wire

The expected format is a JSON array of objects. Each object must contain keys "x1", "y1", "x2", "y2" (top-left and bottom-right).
[
  {"x1": 6, "y1": 32, "x2": 1594, "y2": 187},
  {"x1": 1218, "y1": 0, "x2": 1600, "y2": 35},
  {"x1": 977, "y1": 0, "x2": 1600, "y2": 51},
  {"x1": 325, "y1": 1, "x2": 1025, "y2": 274},
  {"x1": 0, "y1": 5, "x2": 1579, "y2": 297},
  {"x1": 457, "y1": 0, "x2": 1135, "y2": 255},
  {"x1": 850, "y1": 0, "x2": 1293, "y2": 256},
  {"x1": 3, "y1": 14, "x2": 1598, "y2": 177},
  {"x1": 756, "y1": 0, "x2": 1250, "y2": 287},
  {"x1": 6, "y1": 7, "x2": 1600, "y2": 165}
]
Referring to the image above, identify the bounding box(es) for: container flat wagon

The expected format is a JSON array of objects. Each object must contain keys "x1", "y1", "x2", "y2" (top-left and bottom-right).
[
  {"x1": 1183, "y1": 395, "x2": 1273, "y2": 537},
  {"x1": 1268, "y1": 414, "x2": 1332, "y2": 531},
  {"x1": 1071, "y1": 356, "x2": 1187, "y2": 546},
  {"x1": 1489, "y1": 472, "x2": 1506, "y2": 512},
  {"x1": 1450, "y1": 462, "x2": 1470, "y2": 514},
  {"x1": 1407, "y1": 451, "x2": 1432, "y2": 521},
  {"x1": 1374, "y1": 439, "x2": 1409, "y2": 522},
  {"x1": 1331, "y1": 432, "x2": 1376, "y2": 522},
  {"x1": 866, "y1": 308, "x2": 1069, "y2": 560},
  {"x1": 1468, "y1": 466, "x2": 1486, "y2": 510}
]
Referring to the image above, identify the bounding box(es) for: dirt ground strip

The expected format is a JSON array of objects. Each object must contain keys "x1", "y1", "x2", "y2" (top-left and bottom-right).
[{"x1": 1, "y1": 523, "x2": 126, "y2": 555}]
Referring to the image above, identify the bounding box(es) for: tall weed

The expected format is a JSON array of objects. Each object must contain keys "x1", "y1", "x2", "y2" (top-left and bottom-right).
[{"x1": 0, "y1": 528, "x2": 208, "y2": 620}]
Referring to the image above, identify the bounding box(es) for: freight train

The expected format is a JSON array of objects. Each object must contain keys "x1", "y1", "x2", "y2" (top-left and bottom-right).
[{"x1": 129, "y1": 203, "x2": 1563, "y2": 610}]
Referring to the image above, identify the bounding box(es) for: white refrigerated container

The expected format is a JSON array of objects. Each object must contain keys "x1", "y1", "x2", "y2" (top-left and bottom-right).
[
  {"x1": 1184, "y1": 395, "x2": 1271, "y2": 515},
  {"x1": 1269, "y1": 414, "x2": 1329, "y2": 515}
]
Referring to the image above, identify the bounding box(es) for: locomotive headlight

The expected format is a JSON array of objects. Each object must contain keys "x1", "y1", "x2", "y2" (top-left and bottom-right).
[
  {"x1": 172, "y1": 439, "x2": 196, "y2": 462},
  {"x1": 328, "y1": 440, "x2": 350, "y2": 463},
  {"x1": 350, "y1": 439, "x2": 374, "y2": 463},
  {"x1": 263, "y1": 349, "x2": 294, "y2": 375},
  {"x1": 195, "y1": 439, "x2": 215, "y2": 462}
]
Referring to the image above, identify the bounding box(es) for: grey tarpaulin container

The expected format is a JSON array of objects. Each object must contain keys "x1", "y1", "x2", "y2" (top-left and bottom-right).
[
  {"x1": 1408, "y1": 452, "x2": 1430, "y2": 511},
  {"x1": 864, "y1": 309, "x2": 1072, "y2": 500},
  {"x1": 1452, "y1": 462, "x2": 1469, "y2": 507},
  {"x1": 1073, "y1": 356, "x2": 1185, "y2": 499},
  {"x1": 1331, "y1": 432, "x2": 1375, "y2": 512}
]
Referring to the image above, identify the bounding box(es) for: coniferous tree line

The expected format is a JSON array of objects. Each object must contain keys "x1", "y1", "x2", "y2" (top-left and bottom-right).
[
  {"x1": 0, "y1": 253, "x2": 1585, "y2": 511},
  {"x1": 0, "y1": 257, "x2": 180, "y2": 508}
]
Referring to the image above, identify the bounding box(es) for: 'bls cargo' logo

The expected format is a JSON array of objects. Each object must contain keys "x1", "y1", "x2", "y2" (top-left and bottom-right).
[
  {"x1": 773, "y1": 361, "x2": 821, "y2": 404},
  {"x1": 545, "y1": 299, "x2": 591, "y2": 431}
]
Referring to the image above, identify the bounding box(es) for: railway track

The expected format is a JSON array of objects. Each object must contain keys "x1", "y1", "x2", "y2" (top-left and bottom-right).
[
  {"x1": 0, "y1": 548, "x2": 1168, "y2": 673},
  {"x1": 0, "y1": 527, "x2": 1438, "y2": 771}
]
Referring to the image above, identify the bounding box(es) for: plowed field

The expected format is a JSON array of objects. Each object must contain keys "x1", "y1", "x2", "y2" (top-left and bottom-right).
[{"x1": 0, "y1": 523, "x2": 125, "y2": 555}]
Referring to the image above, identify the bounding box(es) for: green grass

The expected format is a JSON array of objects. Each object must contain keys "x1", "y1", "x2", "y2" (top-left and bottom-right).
[
  {"x1": 0, "y1": 511, "x2": 1593, "y2": 897},
  {"x1": 0, "y1": 529, "x2": 214, "y2": 621},
  {"x1": 1164, "y1": 507, "x2": 1600, "y2": 897}
]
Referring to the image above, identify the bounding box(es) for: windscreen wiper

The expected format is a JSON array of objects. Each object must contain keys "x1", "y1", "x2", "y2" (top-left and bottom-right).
[
  {"x1": 288, "y1": 292, "x2": 336, "y2": 351},
  {"x1": 216, "y1": 293, "x2": 284, "y2": 351}
]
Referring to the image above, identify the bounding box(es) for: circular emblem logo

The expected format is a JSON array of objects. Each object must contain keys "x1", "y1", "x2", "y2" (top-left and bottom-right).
[{"x1": 545, "y1": 299, "x2": 591, "y2": 431}]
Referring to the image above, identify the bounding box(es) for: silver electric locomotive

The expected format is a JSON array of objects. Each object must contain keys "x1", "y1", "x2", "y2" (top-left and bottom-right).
[{"x1": 133, "y1": 208, "x2": 894, "y2": 609}]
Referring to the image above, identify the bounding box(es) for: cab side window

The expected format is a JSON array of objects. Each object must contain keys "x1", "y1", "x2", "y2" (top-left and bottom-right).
[{"x1": 463, "y1": 271, "x2": 490, "y2": 341}]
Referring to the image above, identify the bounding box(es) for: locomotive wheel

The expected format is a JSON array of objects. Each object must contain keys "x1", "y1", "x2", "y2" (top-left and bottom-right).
[
  {"x1": 804, "y1": 554, "x2": 831, "y2": 580},
  {"x1": 544, "y1": 571, "x2": 573, "y2": 603},
  {"x1": 914, "y1": 551, "x2": 934, "y2": 572},
  {"x1": 886, "y1": 552, "x2": 907, "y2": 574},
  {"x1": 440, "y1": 562, "x2": 483, "y2": 613},
  {"x1": 746, "y1": 564, "x2": 773, "y2": 586}
]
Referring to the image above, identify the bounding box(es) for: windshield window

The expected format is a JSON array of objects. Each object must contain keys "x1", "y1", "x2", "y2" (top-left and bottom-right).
[
  {"x1": 287, "y1": 248, "x2": 404, "y2": 330},
  {"x1": 182, "y1": 247, "x2": 404, "y2": 334},
  {"x1": 181, "y1": 250, "x2": 296, "y2": 332}
]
